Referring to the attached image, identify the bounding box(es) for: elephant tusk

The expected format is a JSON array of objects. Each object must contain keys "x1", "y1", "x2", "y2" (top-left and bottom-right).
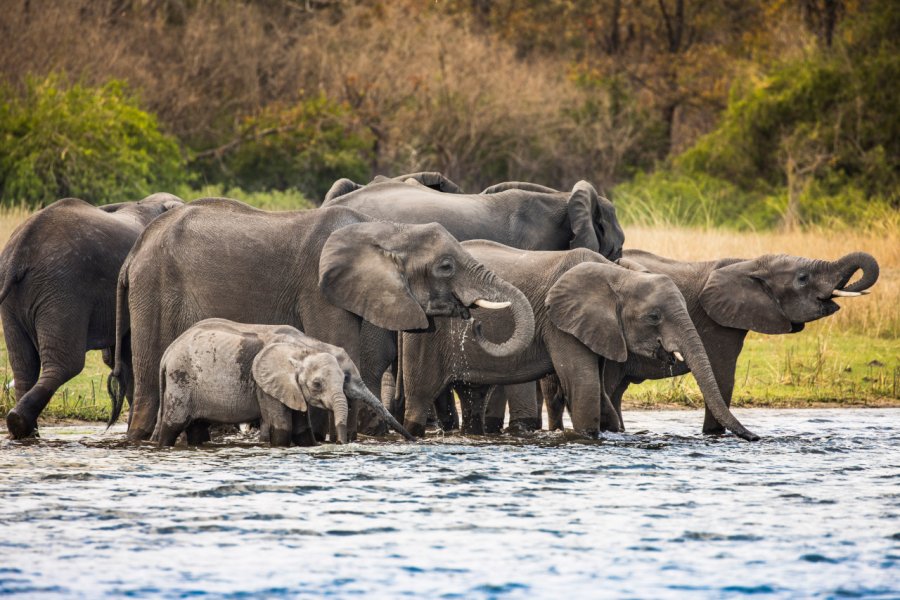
[
  {"x1": 474, "y1": 299, "x2": 511, "y2": 309},
  {"x1": 673, "y1": 351, "x2": 684, "y2": 362},
  {"x1": 832, "y1": 290, "x2": 862, "y2": 297}
]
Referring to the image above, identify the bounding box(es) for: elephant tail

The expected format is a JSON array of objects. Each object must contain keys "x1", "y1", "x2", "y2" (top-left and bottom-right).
[
  {"x1": 0, "y1": 245, "x2": 26, "y2": 306},
  {"x1": 106, "y1": 261, "x2": 132, "y2": 428}
]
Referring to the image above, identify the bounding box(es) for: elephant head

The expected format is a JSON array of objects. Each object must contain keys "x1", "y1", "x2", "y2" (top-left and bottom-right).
[
  {"x1": 100, "y1": 192, "x2": 184, "y2": 226},
  {"x1": 252, "y1": 343, "x2": 351, "y2": 444},
  {"x1": 699, "y1": 252, "x2": 879, "y2": 334},
  {"x1": 546, "y1": 262, "x2": 759, "y2": 441},
  {"x1": 481, "y1": 180, "x2": 624, "y2": 261},
  {"x1": 319, "y1": 221, "x2": 535, "y2": 358}
]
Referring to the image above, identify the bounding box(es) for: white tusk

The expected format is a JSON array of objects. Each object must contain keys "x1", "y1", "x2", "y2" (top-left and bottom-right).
[
  {"x1": 859, "y1": 290, "x2": 871, "y2": 295},
  {"x1": 832, "y1": 290, "x2": 862, "y2": 297},
  {"x1": 474, "y1": 299, "x2": 511, "y2": 309},
  {"x1": 673, "y1": 352, "x2": 684, "y2": 362}
]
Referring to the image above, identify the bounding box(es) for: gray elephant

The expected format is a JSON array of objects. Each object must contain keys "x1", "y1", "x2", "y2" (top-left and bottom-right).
[
  {"x1": 154, "y1": 319, "x2": 412, "y2": 446},
  {"x1": 323, "y1": 176, "x2": 623, "y2": 259},
  {"x1": 540, "y1": 249, "x2": 879, "y2": 435},
  {"x1": 0, "y1": 193, "x2": 183, "y2": 439},
  {"x1": 401, "y1": 241, "x2": 759, "y2": 442},
  {"x1": 324, "y1": 173, "x2": 624, "y2": 429},
  {"x1": 109, "y1": 198, "x2": 535, "y2": 442}
]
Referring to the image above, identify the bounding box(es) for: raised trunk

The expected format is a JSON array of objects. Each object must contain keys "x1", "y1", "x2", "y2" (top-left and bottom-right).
[
  {"x1": 831, "y1": 252, "x2": 879, "y2": 293},
  {"x1": 675, "y1": 320, "x2": 759, "y2": 442},
  {"x1": 346, "y1": 380, "x2": 415, "y2": 441},
  {"x1": 457, "y1": 263, "x2": 535, "y2": 358}
]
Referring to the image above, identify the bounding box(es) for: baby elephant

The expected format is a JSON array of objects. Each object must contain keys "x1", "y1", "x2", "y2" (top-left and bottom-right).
[{"x1": 153, "y1": 319, "x2": 412, "y2": 446}]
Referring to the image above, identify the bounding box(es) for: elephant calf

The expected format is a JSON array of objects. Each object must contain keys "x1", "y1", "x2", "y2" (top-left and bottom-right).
[{"x1": 153, "y1": 319, "x2": 413, "y2": 446}]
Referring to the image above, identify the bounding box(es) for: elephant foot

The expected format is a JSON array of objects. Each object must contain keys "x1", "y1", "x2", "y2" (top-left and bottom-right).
[
  {"x1": 702, "y1": 424, "x2": 727, "y2": 436},
  {"x1": 126, "y1": 427, "x2": 154, "y2": 442},
  {"x1": 508, "y1": 418, "x2": 540, "y2": 434},
  {"x1": 483, "y1": 416, "x2": 504, "y2": 434},
  {"x1": 406, "y1": 421, "x2": 427, "y2": 438},
  {"x1": 6, "y1": 410, "x2": 38, "y2": 439}
]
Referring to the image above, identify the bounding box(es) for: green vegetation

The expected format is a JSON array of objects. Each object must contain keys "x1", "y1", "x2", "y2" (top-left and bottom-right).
[
  {"x1": 0, "y1": 76, "x2": 185, "y2": 206},
  {"x1": 623, "y1": 330, "x2": 899, "y2": 410},
  {"x1": 171, "y1": 184, "x2": 314, "y2": 212}
]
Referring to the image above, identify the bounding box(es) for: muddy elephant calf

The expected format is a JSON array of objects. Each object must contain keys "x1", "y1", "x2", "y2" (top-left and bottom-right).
[{"x1": 153, "y1": 319, "x2": 413, "y2": 446}]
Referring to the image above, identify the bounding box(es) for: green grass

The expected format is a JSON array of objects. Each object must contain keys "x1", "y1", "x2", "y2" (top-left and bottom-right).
[
  {"x1": 623, "y1": 328, "x2": 900, "y2": 410},
  {"x1": 173, "y1": 183, "x2": 315, "y2": 211}
]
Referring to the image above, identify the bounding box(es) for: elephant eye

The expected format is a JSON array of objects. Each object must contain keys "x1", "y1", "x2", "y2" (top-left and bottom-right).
[
  {"x1": 433, "y1": 257, "x2": 455, "y2": 278},
  {"x1": 344, "y1": 372, "x2": 351, "y2": 384},
  {"x1": 646, "y1": 311, "x2": 662, "y2": 324},
  {"x1": 797, "y1": 272, "x2": 810, "y2": 287},
  {"x1": 311, "y1": 379, "x2": 323, "y2": 392}
]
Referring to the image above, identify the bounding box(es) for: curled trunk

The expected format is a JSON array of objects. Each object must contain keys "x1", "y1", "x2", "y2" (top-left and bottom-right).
[
  {"x1": 676, "y1": 319, "x2": 759, "y2": 442},
  {"x1": 831, "y1": 252, "x2": 879, "y2": 293},
  {"x1": 459, "y1": 264, "x2": 535, "y2": 358},
  {"x1": 347, "y1": 381, "x2": 415, "y2": 441}
]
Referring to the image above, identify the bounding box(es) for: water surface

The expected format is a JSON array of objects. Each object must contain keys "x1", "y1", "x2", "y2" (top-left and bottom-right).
[{"x1": 1, "y1": 409, "x2": 898, "y2": 598}]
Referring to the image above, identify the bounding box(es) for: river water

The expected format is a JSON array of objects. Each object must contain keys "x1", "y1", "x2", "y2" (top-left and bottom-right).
[{"x1": 1, "y1": 408, "x2": 898, "y2": 598}]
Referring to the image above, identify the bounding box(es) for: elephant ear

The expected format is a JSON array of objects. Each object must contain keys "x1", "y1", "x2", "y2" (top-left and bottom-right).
[
  {"x1": 566, "y1": 181, "x2": 601, "y2": 252},
  {"x1": 546, "y1": 262, "x2": 627, "y2": 362},
  {"x1": 324, "y1": 178, "x2": 364, "y2": 203},
  {"x1": 699, "y1": 260, "x2": 792, "y2": 334},
  {"x1": 252, "y1": 343, "x2": 310, "y2": 411},
  {"x1": 319, "y1": 222, "x2": 429, "y2": 331}
]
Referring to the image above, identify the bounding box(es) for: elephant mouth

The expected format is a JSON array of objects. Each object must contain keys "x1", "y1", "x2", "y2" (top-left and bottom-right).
[{"x1": 425, "y1": 297, "x2": 472, "y2": 320}]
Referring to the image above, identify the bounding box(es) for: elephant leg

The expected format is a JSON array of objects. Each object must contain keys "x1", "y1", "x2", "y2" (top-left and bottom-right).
[
  {"x1": 541, "y1": 375, "x2": 566, "y2": 431},
  {"x1": 433, "y1": 388, "x2": 459, "y2": 431},
  {"x1": 356, "y1": 325, "x2": 393, "y2": 437},
  {"x1": 701, "y1": 345, "x2": 740, "y2": 436},
  {"x1": 292, "y1": 411, "x2": 317, "y2": 447},
  {"x1": 458, "y1": 385, "x2": 489, "y2": 435},
  {"x1": 2, "y1": 312, "x2": 40, "y2": 411},
  {"x1": 6, "y1": 315, "x2": 87, "y2": 439},
  {"x1": 258, "y1": 396, "x2": 293, "y2": 447},
  {"x1": 381, "y1": 368, "x2": 399, "y2": 417},
  {"x1": 128, "y1": 309, "x2": 167, "y2": 441},
  {"x1": 155, "y1": 420, "x2": 183, "y2": 447},
  {"x1": 506, "y1": 382, "x2": 540, "y2": 433},
  {"x1": 404, "y1": 378, "x2": 449, "y2": 438},
  {"x1": 609, "y1": 384, "x2": 627, "y2": 431},
  {"x1": 185, "y1": 422, "x2": 211, "y2": 445},
  {"x1": 308, "y1": 407, "x2": 329, "y2": 442},
  {"x1": 484, "y1": 386, "x2": 506, "y2": 434},
  {"x1": 547, "y1": 336, "x2": 602, "y2": 437}
]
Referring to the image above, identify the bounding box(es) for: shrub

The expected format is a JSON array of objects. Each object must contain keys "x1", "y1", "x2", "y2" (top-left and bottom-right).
[
  {"x1": 197, "y1": 94, "x2": 374, "y2": 203},
  {"x1": 0, "y1": 75, "x2": 185, "y2": 206}
]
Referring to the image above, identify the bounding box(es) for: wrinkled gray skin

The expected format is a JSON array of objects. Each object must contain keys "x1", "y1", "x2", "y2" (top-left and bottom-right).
[
  {"x1": 542, "y1": 249, "x2": 879, "y2": 435},
  {"x1": 325, "y1": 173, "x2": 625, "y2": 429},
  {"x1": 0, "y1": 194, "x2": 183, "y2": 439},
  {"x1": 402, "y1": 241, "x2": 759, "y2": 442},
  {"x1": 110, "y1": 198, "x2": 534, "y2": 442},
  {"x1": 154, "y1": 319, "x2": 412, "y2": 446}
]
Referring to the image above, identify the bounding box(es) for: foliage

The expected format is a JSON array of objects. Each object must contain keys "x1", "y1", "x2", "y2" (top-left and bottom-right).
[
  {"x1": 196, "y1": 94, "x2": 374, "y2": 203},
  {"x1": 0, "y1": 75, "x2": 185, "y2": 206},
  {"x1": 172, "y1": 183, "x2": 314, "y2": 212}
]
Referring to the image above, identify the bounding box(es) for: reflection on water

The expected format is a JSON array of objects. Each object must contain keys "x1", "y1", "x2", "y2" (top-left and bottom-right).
[{"x1": 1, "y1": 409, "x2": 898, "y2": 598}]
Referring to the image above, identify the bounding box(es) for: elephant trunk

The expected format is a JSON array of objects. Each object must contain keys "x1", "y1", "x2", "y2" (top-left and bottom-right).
[
  {"x1": 672, "y1": 317, "x2": 760, "y2": 442},
  {"x1": 830, "y1": 252, "x2": 879, "y2": 293},
  {"x1": 458, "y1": 262, "x2": 535, "y2": 358},
  {"x1": 346, "y1": 380, "x2": 415, "y2": 441},
  {"x1": 331, "y1": 393, "x2": 349, "y2": 444}
]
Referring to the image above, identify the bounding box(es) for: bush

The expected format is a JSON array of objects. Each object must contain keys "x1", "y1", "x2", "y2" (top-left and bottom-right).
[
  {"x1": 196, "y1": 94, "x2": 374, "y2": 203},
  {"x1": 0, "y1": 75, "x2": 185, "y2": 206},
  {"x1": 172, "y1": 183, "x2": 314, "y2": 212}
]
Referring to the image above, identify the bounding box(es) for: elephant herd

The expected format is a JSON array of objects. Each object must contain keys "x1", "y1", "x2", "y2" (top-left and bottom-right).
[{"x1": 0, "y1": 172, "x2": 879, "y2": 445}]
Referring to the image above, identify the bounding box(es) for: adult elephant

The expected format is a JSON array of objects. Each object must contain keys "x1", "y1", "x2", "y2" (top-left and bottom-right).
[
  {"x1": 543, "y1": 250, "x2": 880, "y2": 435},
  {"x1": 323, "y1": 176, "x2": 623, "y2": 259},
  {"x1": 109, "y1": 198, "x2": 535, "y2": 442},
  {"x1": 0, "y1": 194, "x2": 183, "y2": 439},
  {"x1": 402, "y1": 241, "x2": 760, "y2": 442},
  {"x1": 324, "y1": 173, "x2": 624, "y2": 429}
]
